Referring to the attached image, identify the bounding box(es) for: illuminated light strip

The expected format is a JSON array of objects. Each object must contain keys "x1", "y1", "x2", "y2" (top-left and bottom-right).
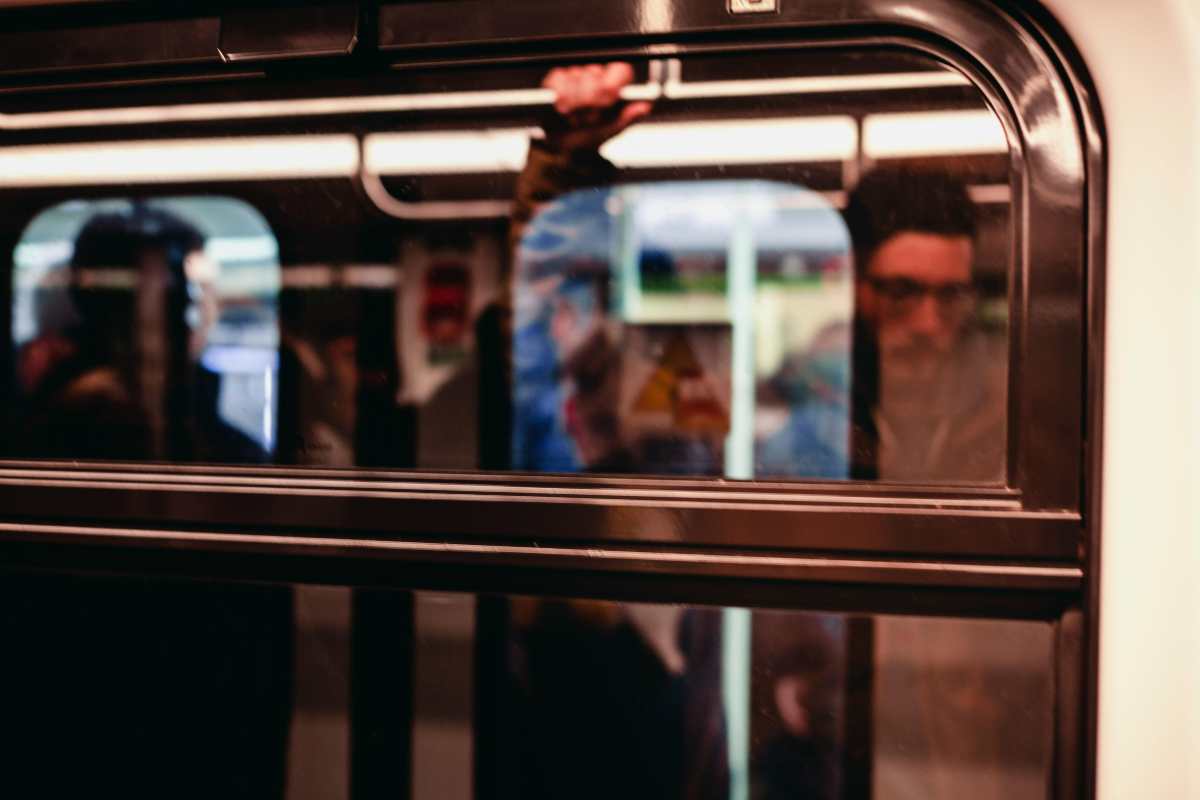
[
  {"x1": 967, "y1": 183, "x2": 1012, "y2": 204},
  {"x1": 663, "y1": 70, "x2": 970, "y2": 99},
  {"x1": 364, "y1": 117, "x2": 857, "y2": 177},
  {"x1": 863, "y1": 110, "x2": 1008, "y2": 157},
  {"x1": 67, "y1": 267, "x2": 139, "y2": 289},
  {"x1": 279, "y1": 265, "x2": 335, "y2": 289},
  {"x1": 17, "y1": 264, "x2": 399, "y2": 291},
  {"x1": 280, "y1": 264, "x2": 401, "y2": 289},
  {"x1": 0, "y1": 118, "x2": 1003, "y2": 193},
  {"x1": 780, "y1": 190, "x2": 848, "y2": 209},
  {"x1": 602, "y1": 116, "x2": 858, "y2": 166},
  {"x1": 364, "y1": 128, "x2": 536, "y2": 174},
  {"x1": 342, "y1": 264, "x2": 400, "y2": 288},
  {"x1": 0, "y1": 135, "x2": 360, "y2": 187}
]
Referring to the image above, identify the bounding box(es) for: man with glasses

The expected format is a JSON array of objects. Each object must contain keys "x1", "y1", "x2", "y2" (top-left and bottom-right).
[
  {"x1": 511, "y1": 62, "x2": 1004, "y2": 484},
  {"x1": 844, "y1": 167, "x2": 1006, "y2": 482}
]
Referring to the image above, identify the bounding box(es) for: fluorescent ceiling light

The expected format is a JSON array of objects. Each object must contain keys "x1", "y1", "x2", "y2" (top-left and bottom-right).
[
  {"x1": 364, "y1": 128, "x2": 535, "y2": 174},
  {"x1": 967, "y1": 184, "x2": 1012, "y2": 204},
  {"x1": 863, "y1": 110, "x2": 1007, "y2": 157},
  {"x1": 601, "y1": 116, "x2": 858, "y2": 166},
  {"x1": 0, "y1": 135, "x2": 360, "y2": 187},
  {"x1": 280, "y1": 265, "x2": 400, "y2": 289},
  {"x1": 363, "y1": 116, "x2": 856, "y2": 176},
  {"x1": 0, "y1": 113, "x2": 1003, "y2": 190}
]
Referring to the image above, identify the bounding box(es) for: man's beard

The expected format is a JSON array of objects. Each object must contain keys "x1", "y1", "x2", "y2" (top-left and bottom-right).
[{"x1": 878, "y1": 339, "x2": 954, "y2": 414}]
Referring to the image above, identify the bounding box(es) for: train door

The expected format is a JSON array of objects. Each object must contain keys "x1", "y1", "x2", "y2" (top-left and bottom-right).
[{"x1": 0, "y1": 1, "x2": 1103, "y2": 799}]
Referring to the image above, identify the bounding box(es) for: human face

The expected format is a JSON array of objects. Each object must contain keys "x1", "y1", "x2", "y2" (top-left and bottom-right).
[
  {"x1": 856, "y1": 231, "x2": 975, "y2": 384},
  {"x1": 183, "y1": 250, "x2": 220, "y2": 359}
]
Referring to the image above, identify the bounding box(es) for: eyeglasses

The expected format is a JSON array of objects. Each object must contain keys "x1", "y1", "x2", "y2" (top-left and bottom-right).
[{"x1": 866, "y1": 276, "x2": 977, "y2": 316}]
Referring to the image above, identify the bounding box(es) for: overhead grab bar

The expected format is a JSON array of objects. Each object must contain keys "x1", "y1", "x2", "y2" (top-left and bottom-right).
[
  {"x1": 359, "y1": 164, "x2": 515, "y2": 221},
  {"x1": 0, "y1": 60, "x2": 667, "y2": 132},
  {"x1": 359, "y1": 62, "x2": 667, "y2": 220},
  {"x1": 0, "y1": 59, "x2": 966, "y2": 131}
]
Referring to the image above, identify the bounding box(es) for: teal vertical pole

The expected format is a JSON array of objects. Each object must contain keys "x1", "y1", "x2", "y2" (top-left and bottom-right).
[
  {"x1": 615, "y1": 188, "x2": 642, "y2": 322},
  {"x1": 722, "y1": 207, "x2": 755, "y2": 800}
]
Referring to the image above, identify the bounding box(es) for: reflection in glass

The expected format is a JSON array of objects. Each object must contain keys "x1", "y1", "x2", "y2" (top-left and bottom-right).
[
  {"x1": 10, "y1": 197, "x2": 280, "y2": 461},
  {"x1": 512, "y1": 181, "x2": 852, "y2": 478},
  {"x1": 873, "y1": 617, "x2": 1054, "y2": 799},
  {"x1": 0, "y1": 573, "x2": 1054, "y2": 800},
  {"x1": 844, "y1": 170, "x2": 1006, "y2": 482},
  {"x1": 1, "y1": 51, "x2": 1010, "y2": 483}
]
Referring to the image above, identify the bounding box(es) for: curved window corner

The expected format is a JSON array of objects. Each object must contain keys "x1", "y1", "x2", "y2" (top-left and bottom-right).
[
  {"x1": 0, "y1": 3, "x2": 1101, "y2": 799},
  {"x1": 9, "y1": 196, "x2": 281, "y2": 461},
  {"x1": 0, "y1": 47, "x2": 1019, "y2": 490}
]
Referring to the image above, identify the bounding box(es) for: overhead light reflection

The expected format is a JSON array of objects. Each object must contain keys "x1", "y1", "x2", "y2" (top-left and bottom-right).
[
  {"x1": 364, "y1": 128, "x2": 535, "y2": 174},
  {"x1": 863, "y1": 110, "x2": 1008, "y2": 157},
  {"x1": 0, "y1": 112, "x2": 1008, "y2": 189},
  {"x1": 0, "y1": 135, "x2": 360, "y2": 187},
  {"x1": 601, "y1": 116, "x2": 858, "y2": 167},
  {"x1": 664, "y1": 70, "x2": 969, "y2": 99}
]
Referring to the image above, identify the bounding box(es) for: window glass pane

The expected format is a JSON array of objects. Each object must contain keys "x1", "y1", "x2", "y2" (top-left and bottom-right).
[
  {"x1": 0, "y1": 577, "x2": 1054, "y2": 800},
  {"x1": 1, "y1": 48, "x2": 1010, "y2": 483},
  {"x1": 513, "y1": 180, "x2": 853, "y2": 477},
  {"x1": 10, "y1": 196, "x2": 280, "y2": 461}
]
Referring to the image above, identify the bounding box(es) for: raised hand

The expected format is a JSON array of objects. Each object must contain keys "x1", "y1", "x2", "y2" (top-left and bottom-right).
[{"x1": 541, "y1": 62, "x2": 653, "y2": 154}]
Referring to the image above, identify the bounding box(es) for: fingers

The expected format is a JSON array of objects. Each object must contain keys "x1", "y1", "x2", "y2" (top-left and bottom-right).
[
  {"x1": 616, "y1": 101, "x2": 653, "y2": 130},
  {"x1": 594, "y1": 101, "x2": 654, "y2": 144},
  {"x1": 541, "y1": 61, "x2": 651, "y2": 152},
  {"x1": 600, "y1": 61, "x2": 635, "y2": 98},
  {"x1": 543, "y1": 61, "x2": 638, "y2": 116}
]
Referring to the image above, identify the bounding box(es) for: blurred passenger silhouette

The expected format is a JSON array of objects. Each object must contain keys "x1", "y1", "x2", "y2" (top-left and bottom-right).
[
  {"x1": 2, "y1": 203, "x2": 292, "y2": 799},
  {"x1": 488, "y1": 63, "x2": 730, "y2": 800},
  {"x1": 15, "y1": 204, "x2": 267, "y2": 462},
  {"x1": 752, "y1": 619, "x2": 842, "y2": 800},
  {"x1": 845, "y1": 167, "x2": 1005, "y2": 481}
]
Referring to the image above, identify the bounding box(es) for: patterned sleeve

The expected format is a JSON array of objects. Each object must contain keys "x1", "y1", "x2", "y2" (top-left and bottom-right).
[{"x1": 507, "y1": 138, "x2": 618, "y2": 275}]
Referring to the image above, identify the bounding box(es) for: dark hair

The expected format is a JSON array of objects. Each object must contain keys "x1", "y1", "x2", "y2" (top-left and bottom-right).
[
  {"x1": 68, "y1": 204, "x2": 205, "y2": 327},
  {"x1": 842, "y1": 166, "x2": 977, "y2": 273},
  {"x1": 65, "y1": 204, "x2": 207, "y2": 373},
  {"x1": 72, "y1": 204, "x2": 204, "y2": 275}
]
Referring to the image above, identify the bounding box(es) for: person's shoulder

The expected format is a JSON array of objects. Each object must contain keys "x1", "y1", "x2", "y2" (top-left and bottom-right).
[
  {"x1": 957, "y1": 327, "x2": 1008, "y2": 399},
  {"x1": 60, "y1": 366, "x2": 134, "y2": 408}
]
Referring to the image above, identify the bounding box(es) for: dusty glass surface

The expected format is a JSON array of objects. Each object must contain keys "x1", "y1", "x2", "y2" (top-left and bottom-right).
[
  {"x1": 0, "y1": 577, "x2": 1053, "y2": 800},
  {"x1": 1, "y1": 49, "x2": 1010, "y2": 482}
]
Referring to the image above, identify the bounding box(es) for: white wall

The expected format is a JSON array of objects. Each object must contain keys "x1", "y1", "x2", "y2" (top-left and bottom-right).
[{"x1": 1039, "y1": 1, "x2": 1200, "y2": 797}]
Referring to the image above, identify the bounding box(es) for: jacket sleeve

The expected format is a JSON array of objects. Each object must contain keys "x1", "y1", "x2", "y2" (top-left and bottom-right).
[
  {"x1": 507, "y1": 138, "x2": 619, "y2": 273},
  {"x1": 483, "y1": 140, "x2": 619, "y2": 472}
]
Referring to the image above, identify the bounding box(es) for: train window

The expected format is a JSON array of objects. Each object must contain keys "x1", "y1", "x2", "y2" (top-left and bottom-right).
[
  {"x1": 0, "y1": 573, "x2": 1056, "y2": 800},
  {"x1": 0, "y1": 48, "x2": 1013, "y2": 485},
  {"x1": 0, "y1": 2, "x2": 1097, "y2": 797},
  {"x1": 10, "y1": 196, "x2": 280, "y2": 461}
]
